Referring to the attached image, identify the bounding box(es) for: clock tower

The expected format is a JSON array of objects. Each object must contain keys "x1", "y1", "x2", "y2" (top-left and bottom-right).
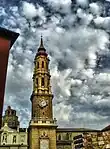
[{"x1": 29, "y1": 36, "x2": 57, "y2": 149}]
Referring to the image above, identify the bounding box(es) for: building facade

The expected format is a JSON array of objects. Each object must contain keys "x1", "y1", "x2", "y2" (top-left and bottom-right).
[
  {"x1": 2, "y1": 106, "x2": 19, "y2": 130},
  {"x1": 0, "y1": 106, "x2": 28, "y2": 149}
]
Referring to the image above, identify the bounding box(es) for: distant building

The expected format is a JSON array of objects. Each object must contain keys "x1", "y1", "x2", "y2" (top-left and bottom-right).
[
  {"x1": 2, "y1": 106, "x2": 19, "y2": 130},
  {"x1": 57, "y1": 128, "x2": 99, "y2": 149},
  {"x1": 0, "y1": 107, "x2": 28, "y2": 149}
]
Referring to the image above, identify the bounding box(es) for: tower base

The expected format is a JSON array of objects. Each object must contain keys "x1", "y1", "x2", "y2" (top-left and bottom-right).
[{"x1": 28, "y1": 120, "x2": 58, "y2": 149}]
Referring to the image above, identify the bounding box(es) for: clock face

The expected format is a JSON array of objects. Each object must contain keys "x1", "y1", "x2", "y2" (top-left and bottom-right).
[
  {"x1": 39, "y1": 99, "x2": 47, "y2": 108},
  {"x1": 40, "y1": 139, "x2": 49, "y2": 149}
]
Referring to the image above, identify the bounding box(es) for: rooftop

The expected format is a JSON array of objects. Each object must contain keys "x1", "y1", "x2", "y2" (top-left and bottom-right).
[{"x1": 0, "y1": 27, "x2": 19, "y2": 48}]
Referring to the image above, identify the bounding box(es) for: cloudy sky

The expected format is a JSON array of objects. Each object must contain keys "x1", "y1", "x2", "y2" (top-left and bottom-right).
[{"x1": 1, "y1": 0, "x2": 110, "y2": 130}]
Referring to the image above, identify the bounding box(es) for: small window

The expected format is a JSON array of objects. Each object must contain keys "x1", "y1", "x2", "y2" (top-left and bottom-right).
[
  {"x1": 37, "y1": 62, "x2": 39, "y2": 68},
  {"x1": 12, "y1": 111, "x2": 14, "y2": 115},
  {"x1": 66, "y1": 133, "x2": 69, "y2": 140},
  {"x1": 2, "y1": 133, "x2": 7, "y2": 143},
  {"x1": 58, "y1": 134, "x2": 61, "y2": 140},
  {"x1": 13, "y1": 136, "x2": 16, "y2": 143},
  {"x1": 12, "y1": 121, "x2": 15, "y2": 125},
  {"x1": 41, "y1": 78, "x2": 44, "y2": 86},
  {"x1": 47, "y1": 79, "x2": 49, "y2": 86},
  {"x1": 36, "y1": 78, "x2": 38, "y2": 86},
  {"x1": 42, "y1": 61, "x2": 44, "y2": 68},
  {"x1": 2, "y1": 136, "x2": 4, "y2": 142},
  {"x1": 46, "y1": 62, "x2": 48, "y2": 69}
]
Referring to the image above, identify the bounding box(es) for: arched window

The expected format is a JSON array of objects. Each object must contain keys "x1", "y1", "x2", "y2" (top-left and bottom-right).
[
  {"x1": 36, "y1": 78, "x2": 38, "y2": 86},
  {"x1": 47, "y1": 79, "x2": 49, "y2": 86},
  {"x1": 2, "y1": 135, "x2": 4, "y2": 142},
  {"x1": 2, "y1": 133, "x2": 7, "y2": 143},
  {"x1": 33, "y1": 113, "x2": 35, "y2": 117},
  {"x1": 41, "y1": 78, "x2": 44, "y2": 86},
  {"x1": 12, "y1": 110, "x2": 14, "y2": 115},
  {"x1": 13, "y1": 136, "x2": 16, "y2": 143},
  {"x1": 46, "y1": 62, "x2": 48, "y2": 69},
  {"x1": 58, "y1": 134, "x2": 61, "y2": 140},
  {"x1": 42, "y1": 61, "x2": 44, "y2": 68},
  {"x1": 8, "y1": 111, "x2": 10, "y2": 115},
  {"x1": 37, "y1": 62, "x2": 39, "y2": 68},
  {"x1": 66, "y1": 133, "x2": 69, "y2": 140}
]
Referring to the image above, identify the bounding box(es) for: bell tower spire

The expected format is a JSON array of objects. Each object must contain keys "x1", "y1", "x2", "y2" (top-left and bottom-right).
[
  {"x1": 38, "y1": 35, "x2": 46, "y2": 52},
  {"x1": 39, "y1": 35, "x2": 44, "y2": 48},
  {"x1": 29, "y1": 37, "x2": 57, "y2": 149}
]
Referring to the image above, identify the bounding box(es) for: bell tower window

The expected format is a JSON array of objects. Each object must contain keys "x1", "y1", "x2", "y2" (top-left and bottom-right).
[
  {"x1": 46, "y1": 62, "x2": 48, "y2": 69},
  {"x1": 42, "y1": 61, "x2": 44, "y2": 68},
  {"x1": 37, "y1": 62, "x2": 39, "y2": 68},
  {"x1": 41, "y1": 78, "x2": 44, "y2": 86},
  {"x1": 36, "y1": 78, "x2": 38, "y2": 86}
]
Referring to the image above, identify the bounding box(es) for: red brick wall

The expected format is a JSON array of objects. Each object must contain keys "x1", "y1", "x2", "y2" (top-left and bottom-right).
[{"x1": 0, "y1": 37, "x2": 11, "y2": 128}]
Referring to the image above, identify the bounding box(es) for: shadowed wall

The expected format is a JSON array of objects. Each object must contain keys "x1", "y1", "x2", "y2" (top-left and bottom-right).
[
  {"x1": 0, "y1": 28, "x2": 19, "y2": 129},
  {"x1": 0, "y1": 37, "x2": 11, "y2": 129}
]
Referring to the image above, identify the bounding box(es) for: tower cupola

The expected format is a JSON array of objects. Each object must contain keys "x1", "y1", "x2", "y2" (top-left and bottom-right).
[{"x1": 36, "y1": 36, "x2": 47, "y2": 57}]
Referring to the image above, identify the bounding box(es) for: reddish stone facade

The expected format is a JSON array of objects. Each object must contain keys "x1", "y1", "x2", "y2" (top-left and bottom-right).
[{"x1": 0, "y1": 37, "x2": 10, "y2": 129}]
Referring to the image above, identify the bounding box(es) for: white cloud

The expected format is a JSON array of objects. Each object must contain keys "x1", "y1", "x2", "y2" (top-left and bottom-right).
[
  {"x1": 0, "y1": 7, "x2": 6, "y2": 16},
  {"x1": 89, "y1": 2, "x2": 101, "y2": 15},
  {"x1": 77, "y1": 8, "x2": 93, "y2": 25},
  {"x1": 44, "y1": 0, "x2": 71, "y2": 13},
  {"x1": 76, "y1": 0, "x2": 89, "y2": 7},
  {"x1": 22, "y1": 2, "x2": 37, "y2": 19},
  {"x1": 54, "y1": 103, "x2": 72, "y2": 124},
  {"x1": 94, "y1": 16, "x2": 110, "y2": 31},
  {"x1": 94, "y1": 16, "x2": 105, "y2": 26}
]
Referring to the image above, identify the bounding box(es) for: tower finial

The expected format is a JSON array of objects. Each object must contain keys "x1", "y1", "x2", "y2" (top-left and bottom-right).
[
  {"x1": 40, "y1": 34, "x2": 44, "y2": 48},
  {"x1": 38, "y1": 34, "x2": 46, "y2": 52}
]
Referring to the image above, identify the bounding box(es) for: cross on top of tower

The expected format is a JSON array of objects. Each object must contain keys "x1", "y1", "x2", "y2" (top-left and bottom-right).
[
  {"x1": 38, "y1": 35, "x2": 46, "y2": 52},
  {"x1": 39, "y1": 35, "x2": 44, "y2": 48}
]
